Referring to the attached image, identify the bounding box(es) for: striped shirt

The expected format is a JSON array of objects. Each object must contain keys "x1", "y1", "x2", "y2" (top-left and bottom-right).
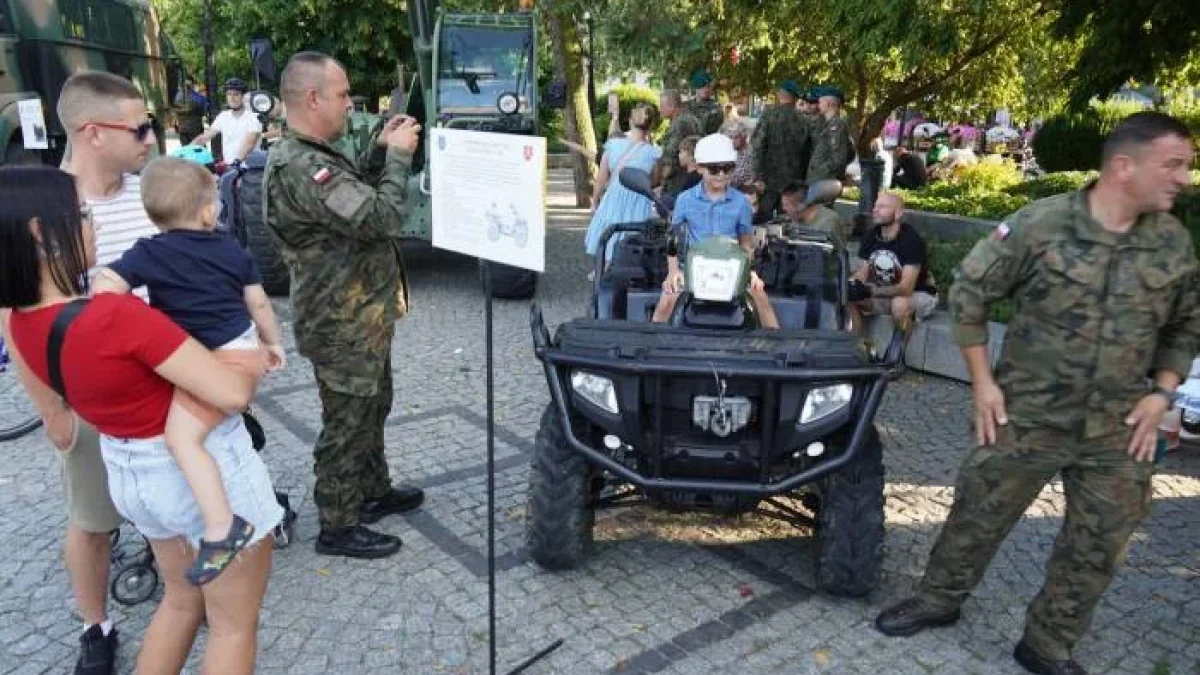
[{"x1": 88, "y1": 174, "x2": 158, "y2": 300}]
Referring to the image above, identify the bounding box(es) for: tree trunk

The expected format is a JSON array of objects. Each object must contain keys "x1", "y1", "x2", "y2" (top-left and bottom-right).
[{"x1": 546, "y1": 11, "x2": 596, "y2": 207}]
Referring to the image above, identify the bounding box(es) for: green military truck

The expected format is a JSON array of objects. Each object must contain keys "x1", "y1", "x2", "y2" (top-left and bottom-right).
[{"x1": 0, "y1": 0, "x2": 184, "y2": 165}]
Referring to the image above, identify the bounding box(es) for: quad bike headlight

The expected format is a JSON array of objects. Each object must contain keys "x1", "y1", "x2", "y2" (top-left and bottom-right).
[
  {"x1": 571, "y1": 371, "x2": 618, "y2": 414},
  {"x1": 799, "y1": 384, "x2": 853, "y2": 426},
  {"x1": 687, "y1": 254, "x2": 745, "y2": 303}
]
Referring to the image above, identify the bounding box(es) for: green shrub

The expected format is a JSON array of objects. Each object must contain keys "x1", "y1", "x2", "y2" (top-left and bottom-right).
[
  {"x1": 1004, "y1": 171, "x2": 1096, "y2": 199},
  {"x1": 1172, "y1": 186, "x2": 1200, "y2": 260},
  {"x1": 927, "y1": 235, "x2": 1014, "y2": 323},
  {"x1": 1032, "y1": 110, "x2": 1106, "y2": 172},
  {"x1": 947, "y1": 159, "x2": 1022, "y2": 193}
]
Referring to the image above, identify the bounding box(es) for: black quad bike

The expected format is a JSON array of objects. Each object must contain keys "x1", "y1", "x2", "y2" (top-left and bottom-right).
[{"x1": 524, "y1": 169, "x2": 904, "y2": 598}]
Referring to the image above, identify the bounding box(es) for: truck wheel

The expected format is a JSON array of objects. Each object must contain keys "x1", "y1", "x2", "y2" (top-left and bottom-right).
[
  {"x1": 480, "y1": 260, "x2": 537, "y2": 299},
  {"x1": 815, "y1": 425, "x2": 885, "y2": 598},
  {"x1": 526, "y1": 404, "x2": 596, "y2": 570},
  {"x1": 238, "y1": 167, "x2": 291, "y2": 297}
]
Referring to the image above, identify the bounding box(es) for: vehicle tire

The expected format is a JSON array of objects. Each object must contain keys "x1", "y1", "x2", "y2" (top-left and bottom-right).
[
  {"x1": 526, "y1": 404, "x2": 596, "y2": 570},
  {"x1": 815, "y1": 425, "x2": 885, "y2": 598},
  {"x1": 238, "y1": 167, "x2": 291, "y2": 297},
  {"x1": 110, "y1": 562, "x2": 159, "y2": 606},
  {"x1": 4, "y1": 138, "x2": 44, "y2": 166},
  {"x1": 481, "y1": 260, "x2": 537, "y2": 299}
]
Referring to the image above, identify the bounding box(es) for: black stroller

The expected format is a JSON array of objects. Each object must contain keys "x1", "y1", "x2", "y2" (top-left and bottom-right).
[{"x1": 109, "y1": 410, "x2": 298, "y2": 606}]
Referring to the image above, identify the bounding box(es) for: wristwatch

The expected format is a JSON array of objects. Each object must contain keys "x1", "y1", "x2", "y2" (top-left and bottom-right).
[{"x1": 1151, "y1": 386, "x2": 1181, "y2": 406}]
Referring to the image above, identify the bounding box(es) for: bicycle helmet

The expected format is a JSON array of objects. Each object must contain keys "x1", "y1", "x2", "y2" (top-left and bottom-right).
[{"x1": 169, "y1": 144, "x2": 215, "y2": 166}]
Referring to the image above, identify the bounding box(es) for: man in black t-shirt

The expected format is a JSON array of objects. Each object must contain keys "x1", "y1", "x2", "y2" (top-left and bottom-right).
[{"x1": 851, "y1": 192, "x2": 938, "y2": 334}]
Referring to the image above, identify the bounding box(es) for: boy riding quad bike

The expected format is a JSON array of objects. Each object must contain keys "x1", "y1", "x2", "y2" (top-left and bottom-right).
[{"x1": 525, "y1": 165, "x2": 905, "y2": 598}]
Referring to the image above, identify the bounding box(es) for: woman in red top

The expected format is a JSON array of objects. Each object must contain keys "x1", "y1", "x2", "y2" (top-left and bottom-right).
[{"x1": 0, "y1": 166, "x2": 279, "y2": 674}]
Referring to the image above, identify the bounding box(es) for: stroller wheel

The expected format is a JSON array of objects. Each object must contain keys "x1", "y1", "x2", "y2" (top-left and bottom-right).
[
  {"x1": 242, "y1": 411, "x2": 267, "y2": 451},
  {"x1": 273, "y1": 507, "x2": 298, "y2": 549},
  {"x1": 111, "y1": 562, "x2": 160, "y2": 606}
]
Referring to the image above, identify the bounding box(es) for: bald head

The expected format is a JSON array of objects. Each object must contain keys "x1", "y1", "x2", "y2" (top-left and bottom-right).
[
  {"x1": 58, "y1": 72, "x2": 142, "y2": 136},
  {"x1": 280, "y1": 52, "x2": 335, "y2": 108}
]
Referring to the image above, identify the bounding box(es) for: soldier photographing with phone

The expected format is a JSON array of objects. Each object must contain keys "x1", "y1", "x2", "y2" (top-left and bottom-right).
[{"x1": 265, "y1": 51, "x2": 426, "y2": 560}]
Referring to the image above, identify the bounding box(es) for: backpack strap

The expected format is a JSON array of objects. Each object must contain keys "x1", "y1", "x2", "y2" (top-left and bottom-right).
[{"x1": 46, "y1": 298, "x2": 90, "y2": 403}]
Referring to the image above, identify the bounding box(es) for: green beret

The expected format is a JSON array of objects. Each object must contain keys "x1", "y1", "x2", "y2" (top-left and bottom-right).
[
  {"x1": 690, "y1": 69, "x2": 713, "y2": 89},
  {"x1": 819, "y1": 85, "x2": 845, "y2": 102},
  {"x1": 803, "y1": 87, "x2": 819, "y2": 103},
  {"x1": 778, "y1": 80, "x2": 802, "y2": 98}
]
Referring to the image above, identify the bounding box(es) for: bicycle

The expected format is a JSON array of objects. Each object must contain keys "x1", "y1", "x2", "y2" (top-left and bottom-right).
[{"x1": 0, "y1": 336, "x2": 43, "y2": 442}]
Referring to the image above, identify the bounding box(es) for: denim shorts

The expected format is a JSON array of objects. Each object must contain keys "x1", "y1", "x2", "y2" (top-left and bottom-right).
[{"x1": 101, "y1": 415, "x2": 283, "y2": 548}]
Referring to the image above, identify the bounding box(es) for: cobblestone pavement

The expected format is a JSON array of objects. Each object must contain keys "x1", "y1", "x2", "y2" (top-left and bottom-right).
[{"x1": 2, "y1": 171, "x2": 1198, "y2": 675}]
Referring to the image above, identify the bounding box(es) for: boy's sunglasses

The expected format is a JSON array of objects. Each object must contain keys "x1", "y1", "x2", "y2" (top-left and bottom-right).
[
  {"x1": 77, "y1": 120, "x2": 155, "y2": 142},
  {"x1": 700, "y1": 163, "x2": 736, "y2": 175}
]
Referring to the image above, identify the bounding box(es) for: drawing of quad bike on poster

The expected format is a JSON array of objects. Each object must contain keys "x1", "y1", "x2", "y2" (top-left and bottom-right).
[{"x1": 485, "y1": 202, "x2": 530, "y2": 248}]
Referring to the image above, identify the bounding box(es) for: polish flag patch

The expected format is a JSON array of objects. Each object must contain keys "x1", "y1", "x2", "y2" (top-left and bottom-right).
[{"x1": 312, "y1": 167, "x2": 332, "y2": 184}]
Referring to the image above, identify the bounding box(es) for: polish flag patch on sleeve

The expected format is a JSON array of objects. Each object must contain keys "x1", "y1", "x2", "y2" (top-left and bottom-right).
[
  {"x1": 992, "y1": 222, "x2": 1011, "y2": 241},
  {"x1": 312, "y1": 167, "x2": 332, "y2": 184}
]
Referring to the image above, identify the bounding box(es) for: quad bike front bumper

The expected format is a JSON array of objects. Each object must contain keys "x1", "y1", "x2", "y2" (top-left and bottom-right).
[{"x1": 530, "y1": 306, "x2": 904, "y2": 498}]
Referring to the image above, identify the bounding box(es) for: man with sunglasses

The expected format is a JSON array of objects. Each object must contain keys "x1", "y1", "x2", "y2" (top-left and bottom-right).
[{"x1": 652, "y1": 134, "x2": 780, "y2": 329}]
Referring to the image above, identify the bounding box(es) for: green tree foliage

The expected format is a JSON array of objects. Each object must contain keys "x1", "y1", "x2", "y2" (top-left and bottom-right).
[{"x1": 1053, "y1": 0, "x2": 1200, "y2": 110}]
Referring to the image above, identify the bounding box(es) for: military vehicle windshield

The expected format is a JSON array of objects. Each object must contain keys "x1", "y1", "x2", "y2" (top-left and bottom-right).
[{"x1": 437, "y1": 25, "x2": 532, "y2": 114}]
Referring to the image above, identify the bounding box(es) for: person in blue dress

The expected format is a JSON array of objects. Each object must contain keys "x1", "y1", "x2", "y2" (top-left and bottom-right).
[{"x1": 584, "y1": 103, "x2": 663, "y2": 269}]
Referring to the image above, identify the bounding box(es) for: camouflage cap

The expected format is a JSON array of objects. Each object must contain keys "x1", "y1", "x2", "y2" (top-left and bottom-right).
[
  {"x1": 690, "y1": 69, "x2": 714, "y2": 89},
  {"x1": 778, "y1": 80, "x2": 802, "y2": 98}
]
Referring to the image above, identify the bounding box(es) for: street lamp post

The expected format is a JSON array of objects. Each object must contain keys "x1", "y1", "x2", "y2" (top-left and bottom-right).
[{"x1": 203, "y1": 0, "x2": 217, "y2": 124}]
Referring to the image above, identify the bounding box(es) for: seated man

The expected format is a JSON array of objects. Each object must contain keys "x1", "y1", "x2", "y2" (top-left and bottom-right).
[
  {"x1": 653, "y1": 134, "x2": 780, "y2": 329},
  {"x1": 850, "y1": 192, "x2": 938, "y2": 334},
  {"x1": 780, "y1": 180, "x2": 848, "y2": 248}
]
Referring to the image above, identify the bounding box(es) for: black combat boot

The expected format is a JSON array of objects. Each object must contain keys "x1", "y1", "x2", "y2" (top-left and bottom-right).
[
  {"x1": 1013, "y1": 640, "x2": 1089, "y2": 675},
  {"x1": 874, "y1": 597, "x2": 962, "y2": 637},
  {"x1": 359, "y1": 485, "x2": 426, "y2": 524},
  {"x1": 315, "y1": 525, "x2": 402, "y2": 559}
]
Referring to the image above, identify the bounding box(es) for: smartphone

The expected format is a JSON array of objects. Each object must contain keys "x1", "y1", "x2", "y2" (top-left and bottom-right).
[{"x1": 607, "y1": 92, "x2": 620, "y2": 116}]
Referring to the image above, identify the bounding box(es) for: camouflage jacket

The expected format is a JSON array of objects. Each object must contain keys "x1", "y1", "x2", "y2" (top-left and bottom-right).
[
  {"x1": 807, "y1": 114, "x2": 855, "y2": 183},
  {"x1": 687, "y1": 97, "x2": 724, "y2": 136},
  {"x1": 751, "y1": 104, "x2": 810, "y2": 190},
  {"x1": 660, "y1": 110, "x2": 703, "y2": 182},
  {"x1": 950, "y1": 189, "x2": 1200, "y2": 438},
  {"x1": 263, "y1": 130, "x2": 412, "y2": 396},
  {"x1": 803, "y1": 205, "x2": 847, "y2": 250}
]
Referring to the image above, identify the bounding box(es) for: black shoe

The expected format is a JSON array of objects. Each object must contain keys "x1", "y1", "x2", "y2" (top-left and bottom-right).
[
  {"x1": 75, "y1": 624, "x2": 118, "y2": 675},
  {"x1": 315, "y1": 525, "x2": 402, "y2": 559},
  {"x1": 875, "y1": 597, "x2": 962, "y2": 637},
  {"x1": 359, "y1": 485, "x2": 426, "y2": 524},
  {"x1": 1013, "y1": 640, "x2": 1089, "y2": 675}
]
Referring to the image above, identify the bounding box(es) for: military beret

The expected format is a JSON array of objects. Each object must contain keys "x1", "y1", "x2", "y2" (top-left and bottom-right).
[
  {"x1": 778, "y1": 80, "x2": 802, "y2": 98},
  {"x1": 819, "y1": 86, "x2": 845, "y2": 102},
  {"x1": 803, "y1": 87, "x2": 819, "y2": 103},
  {"x1": 690, "y1": 69, "x2": 713, "y2": 89}
]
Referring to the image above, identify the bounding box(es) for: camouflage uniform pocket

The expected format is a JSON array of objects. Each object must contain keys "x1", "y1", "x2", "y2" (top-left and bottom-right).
[{"x1": 1032, "y1": 244, "x2": 1103, "y2": 333}]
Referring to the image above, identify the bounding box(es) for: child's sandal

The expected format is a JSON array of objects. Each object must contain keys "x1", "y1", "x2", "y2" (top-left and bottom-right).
[{"x1": 186, "y1": 515, "x2": 255, "y2": 587}]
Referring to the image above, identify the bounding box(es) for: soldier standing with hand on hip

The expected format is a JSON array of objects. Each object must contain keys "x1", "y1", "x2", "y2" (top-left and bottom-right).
[
  {"x1": 875, "y1": 112, "x2": 1200, "y2": 675},
  {"x1": 265, "y1": 51, "x2": 425, "y2": 560}
]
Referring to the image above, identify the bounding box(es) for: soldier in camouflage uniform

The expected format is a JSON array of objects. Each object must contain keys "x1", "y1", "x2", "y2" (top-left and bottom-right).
[
  {"x1": 751, "y1": 80, "x2": 811, "y2": 221},
  {"x1": 806, "y1": 86, "x2": 855, "y2": 184},
  {"x1": 659, "y1": 89, "x2": 703, "y2": 185},
  {"x1": 264, "y1": 52, "x2": 426, "y2": 559},
  {"x1": 876, "y1": 112, "x2": 1200, "y2": 675},
  {"x1": 685, "y1": 69, "x2": 724, "y2": 136}
]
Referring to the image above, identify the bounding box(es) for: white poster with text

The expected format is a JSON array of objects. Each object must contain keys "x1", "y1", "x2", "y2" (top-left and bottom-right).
[
  {"x1": 430, "y1": 128, "x2": 546, "y2": 273},
  {"x1": 18, "y1": 99, "x2": 49, "y2": 150}
]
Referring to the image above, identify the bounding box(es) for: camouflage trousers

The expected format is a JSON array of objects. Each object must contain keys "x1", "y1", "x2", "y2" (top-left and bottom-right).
[
  {"x1": 916, "y1": 423, "x2": 1154, "y2": 660},
  {"x1": 312, "y1": 357, "x2": 395, "y2": 529}
]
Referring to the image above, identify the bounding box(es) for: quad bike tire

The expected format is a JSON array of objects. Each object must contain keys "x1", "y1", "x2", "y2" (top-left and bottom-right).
[
  {"x1": 237, "y1": 166, "x2": 291, "y2": 297},
  {"x1": 815, "y1": 425, "x2": 885, "y2": 598},
  {"x1": 481, "y1": 260, "x2": 538, "y2": 299},
  {"x1": 526, "y1": 404, "x2": 597, "y2": 570}
]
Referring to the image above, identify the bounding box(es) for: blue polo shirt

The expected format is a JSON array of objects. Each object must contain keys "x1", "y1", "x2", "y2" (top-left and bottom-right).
[{"x1": 671, "y1": 183, "x2": 754, "y2": 251}]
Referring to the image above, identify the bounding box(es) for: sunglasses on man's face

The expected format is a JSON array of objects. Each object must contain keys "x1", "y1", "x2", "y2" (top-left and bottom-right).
[
  {"x1": 77, "y1": 120, "x2": 155, "y2": 142},
  {"x1": 701, "y1": 163, "x2": 736, "y2": 175}
]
